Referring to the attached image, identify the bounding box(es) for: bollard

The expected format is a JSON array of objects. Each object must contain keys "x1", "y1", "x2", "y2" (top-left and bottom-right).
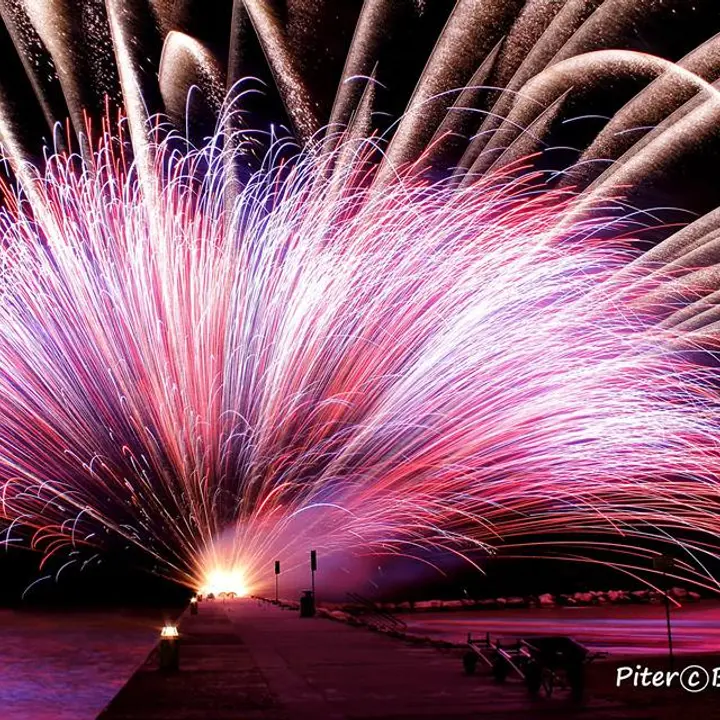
[
  {"x1": 299, "y1": 589, "x2": 315, "y2": 617},
  {"x1": 159, "y1": 625, "x2": 179, "y2": 672},
  {"x1": 190, "y1": 596, "x2": 198, "y2": 615}
]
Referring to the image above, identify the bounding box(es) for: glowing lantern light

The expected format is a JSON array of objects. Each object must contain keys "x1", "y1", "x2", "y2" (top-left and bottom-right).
[{"x1": 161, "y1": 625, "x2": 179, "y2": 638}]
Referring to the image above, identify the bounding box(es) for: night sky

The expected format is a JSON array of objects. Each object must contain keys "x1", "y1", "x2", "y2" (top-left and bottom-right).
[{"x1": 2, "y1": 1, "x2": 720, "y2": 606}]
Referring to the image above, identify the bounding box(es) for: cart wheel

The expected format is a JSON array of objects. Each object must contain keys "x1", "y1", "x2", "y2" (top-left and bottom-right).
[
  {"x1": 524, "y1": 661, "x2": 543, "y2": 696},
  {"x1": 462, "y1": 652, "x2": 478, "y2": 675},
  {"x1": 568, "y1": 665, "x2": 585, "y2": 702},
  {"x1": 492, "y1": 656, "x2": 510, "y2": 683},
  {"x1": 542, "y1": 672, "x2": 554, "y2": 698}
]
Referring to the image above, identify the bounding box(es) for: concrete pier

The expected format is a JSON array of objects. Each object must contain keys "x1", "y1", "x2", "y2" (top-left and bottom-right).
[{"x1": 98, "y1": 599, "x2": 662, "y2": 719}]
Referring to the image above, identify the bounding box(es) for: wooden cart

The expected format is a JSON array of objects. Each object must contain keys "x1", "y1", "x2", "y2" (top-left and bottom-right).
[{"x1": 463, "y1": 632, "x2": 607, "y2": 700}]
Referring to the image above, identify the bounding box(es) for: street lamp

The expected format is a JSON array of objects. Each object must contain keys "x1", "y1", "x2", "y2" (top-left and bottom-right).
[
  {"x1": 274, "y1": 560, "x2": 280, "y2": 603},
  {"x1": 310, "y1": 549, "x2": 317, "y2": 597}
]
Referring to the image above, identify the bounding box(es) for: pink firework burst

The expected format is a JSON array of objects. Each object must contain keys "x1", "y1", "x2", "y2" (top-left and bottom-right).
[{"x1": 0, "y1": 123, "x2": 719, "y2": 597}]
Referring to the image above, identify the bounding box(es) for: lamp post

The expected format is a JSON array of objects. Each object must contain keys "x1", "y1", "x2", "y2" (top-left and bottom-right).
[
  {"x1": 299, "y1": 550, "x2": 318, "y2": 617},
  {"x1": 274, "y1": 560, "x2": 280, "y2": 603},
  {"x1": 310, "y1": 549, "x2": 317, "y2": 598},
  {"x1": 653, "y1": 554, "x2": 675, "y2": 670},
  {"x1": 190, "y1": 596, "x2": 198, "y2": 615}
]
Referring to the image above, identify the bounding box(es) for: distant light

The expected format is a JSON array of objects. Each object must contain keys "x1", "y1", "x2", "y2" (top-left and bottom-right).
[
  {"x1": 190, "y1": 596, "x2": 197, "y2": 604},
  {"x1": 199, "y1": 567, "x2": 248, "y2": 598},
  {"x1": 161, "y1": 625, "x2": 179, "y2": 638}
]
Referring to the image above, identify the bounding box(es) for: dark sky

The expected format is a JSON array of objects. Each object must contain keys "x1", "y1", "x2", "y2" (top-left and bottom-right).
[{"x1": 2, "y1": 1, "x2": 720, "y2": 606}]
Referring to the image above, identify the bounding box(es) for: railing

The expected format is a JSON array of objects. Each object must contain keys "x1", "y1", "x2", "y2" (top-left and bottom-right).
[{"x1": 345, "y1": 592, "x2": 408, "y2": 633}]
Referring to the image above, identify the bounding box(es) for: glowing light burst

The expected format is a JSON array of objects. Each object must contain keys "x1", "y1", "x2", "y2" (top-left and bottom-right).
[
  {"x1": 2, "y1": 126, "x2": 720, "y2": 596},
  {"x1": 199, "y1": 567, "x2": 248, "y2": 598}
]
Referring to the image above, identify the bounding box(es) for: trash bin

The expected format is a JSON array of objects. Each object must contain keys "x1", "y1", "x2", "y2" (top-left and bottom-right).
[{"x1": 299, "y1": 590, "x2": 315, "y2": 617}]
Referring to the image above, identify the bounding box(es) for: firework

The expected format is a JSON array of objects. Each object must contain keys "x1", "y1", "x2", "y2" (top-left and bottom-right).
[
  {"x1": 0, "y1": 124, "x2": 718, "y2": 597},
  {"x1": 1, "y1": 1, "x2": 720, "y2": 597},
  {"x1": 0, "y1": 2, "x2": 719, "y2": 215}
]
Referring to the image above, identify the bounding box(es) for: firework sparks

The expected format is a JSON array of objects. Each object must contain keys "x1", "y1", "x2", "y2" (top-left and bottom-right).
[{"x1": 0, "y1": 123, "x2": 719, "y2": 596}]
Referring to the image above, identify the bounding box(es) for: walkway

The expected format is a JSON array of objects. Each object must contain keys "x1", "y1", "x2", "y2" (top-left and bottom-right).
[{"x1": 99, "y1": 598, "x2": 658, "y2": 719}]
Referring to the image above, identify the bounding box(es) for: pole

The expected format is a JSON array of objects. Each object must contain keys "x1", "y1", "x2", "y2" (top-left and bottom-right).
[
  {"x1": 310, "y1": 549, "x2": 317, "y2": 598},
  {"x1": 664, "y1": 570, "x2": 674, "y2": 670},
  {"x1": 274, "y1": 560, "x2": 280, "y2": 603},
  {"x1": 654, "y1": 554, "x2": 675, "y2": 670}
]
